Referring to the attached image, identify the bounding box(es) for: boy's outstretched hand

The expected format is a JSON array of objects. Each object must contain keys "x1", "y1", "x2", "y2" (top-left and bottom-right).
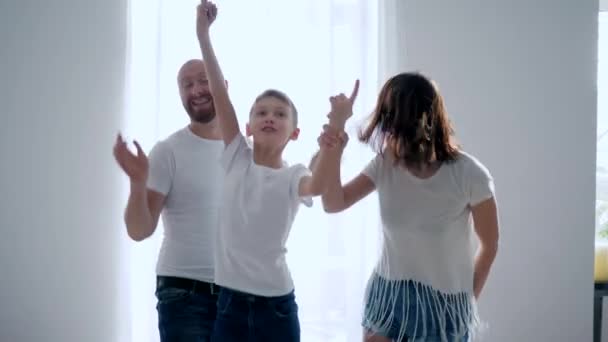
[
  {"x1": 197, "y1": 0, "x2": 218, "y2": 40},
  {"x1": 328, "y1": 79, "x2": 360, "y2": 130}
]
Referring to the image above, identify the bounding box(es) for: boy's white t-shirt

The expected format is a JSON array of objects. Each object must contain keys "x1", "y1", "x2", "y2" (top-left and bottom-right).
[
  {"x1": 147, "y1": 127, "x2": 224, "y2": 283},
  {"x1": 215, "y1": 133, "x2": 312, "y2": 297},
  {"x1": 363, "y1": 151, "x2": 495, "y2": 294}
]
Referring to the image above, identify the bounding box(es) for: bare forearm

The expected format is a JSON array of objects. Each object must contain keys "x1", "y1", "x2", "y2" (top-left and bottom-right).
[
  {"x1": 473, "y1": 245, "x2": 498, "y2": 299},
  {"x1": 308, "y1": 151, "x2": 320, "y2": 170},
  {"x1": 306, "y1": 146, "x2": 335, "y2": 195},
  {"x1": 306, "y1": 113, "x2": 350, "y2": 195},
  {"x1": 198, "y1": 32, "x2": 239, "y2": 143},
  {"x1": 198, "y1": 33, "x2": 226, "y2": 99},
  {"x1": 124, "y1": 183, "x2": 154, "y2": 241},
  {"x1": 322, "y1": 147, "x2": 346, "y2": 212},
  {"x1": 328, "y1": 116, "x2": 346, "y2": 132}
]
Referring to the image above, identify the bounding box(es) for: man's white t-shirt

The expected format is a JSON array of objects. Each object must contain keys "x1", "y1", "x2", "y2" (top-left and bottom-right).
[
  {"x1": 147, "y1": 127, "x2": 224, "y2": 283},
  {"x1": 214, "y1": 133, "x2": 312, "y2": 297},
  {"x1": 363, "y1": 151, "x2": 495, "y2": 294}
]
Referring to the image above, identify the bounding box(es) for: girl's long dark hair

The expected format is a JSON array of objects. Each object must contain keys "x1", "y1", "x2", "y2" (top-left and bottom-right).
[{"x1": 359, "y1": 72, "x2": 459, "y2": 166}]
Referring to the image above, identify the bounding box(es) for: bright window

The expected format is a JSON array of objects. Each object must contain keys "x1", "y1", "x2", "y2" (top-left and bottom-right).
[{"x1": 124, "y1": 1, "x2": 380, "y2": 341}]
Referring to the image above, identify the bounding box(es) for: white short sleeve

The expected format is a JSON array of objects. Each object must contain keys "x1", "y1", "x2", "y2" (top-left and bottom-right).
[
  {"x1": 290, "y1": 164, "x2": 313, "y2": 207},
  {"x1": 362, "y1": 154, "x2": 382, "y2": 184},
  {"x1": 466, "y1": 157, "x2": 495, "y2": 206},
  {"x1": 147, "y1": 142, "x2": 174, "y2": 195},
  {"x1": 221, "y1": 133, "x2": 251, "y2": 173}
]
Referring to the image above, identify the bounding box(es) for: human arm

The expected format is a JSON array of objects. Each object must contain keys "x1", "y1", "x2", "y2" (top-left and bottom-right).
[
  {"x1": 113, "y1": 134, "x2": 166, "y2": 241},
  {"x1": 307, "y1": 125, "x2": 377, "y2": 212},
  {"x1": 196, "y1": 1, "x2": 240, "y2": 145},
  {"x1": 322, "y1": 168, "x2": 376, "y2": 213},
  {"x1": 298, "y1": 80, "x2": 359, "y2": 197},
  {"x1": 466, "y1": 158, "x2": 499, "y2": 299},
  {"x1": 472, "y1": 197, "x2": 499, "y2": 299},
  {"x1": 124, "y1": 186, "x2": 166, "y2": 241}
]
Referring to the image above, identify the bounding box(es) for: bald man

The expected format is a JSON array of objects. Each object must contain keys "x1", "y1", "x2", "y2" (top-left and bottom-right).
[{"x1": 114, "y1": 59, "x2": 224, "y2": 341}]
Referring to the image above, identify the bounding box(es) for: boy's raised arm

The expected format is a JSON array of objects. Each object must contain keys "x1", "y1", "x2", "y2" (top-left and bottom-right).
[{"x1": 196, "y1": 1, "x2": 240, "y2": 145}]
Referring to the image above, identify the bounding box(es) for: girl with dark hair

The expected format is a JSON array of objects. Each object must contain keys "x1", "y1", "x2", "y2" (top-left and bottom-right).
[{"x1": 322, "y1": 72, "x2": 500, "y2": 342}]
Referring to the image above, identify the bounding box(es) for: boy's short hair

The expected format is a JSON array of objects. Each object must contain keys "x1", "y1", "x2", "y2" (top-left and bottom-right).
[{"x1": 251, "y1": 89, "x2": 299, "y2": 126}]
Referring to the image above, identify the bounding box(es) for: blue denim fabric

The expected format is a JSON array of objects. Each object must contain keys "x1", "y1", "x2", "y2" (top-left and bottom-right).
[
  {"x1": 156, "y1": 278, "x2": 219, "y2": 342},
  {"x1": 211, "y1": 287, "x2": 300, "y2": 342},
  {"x1": 363, "y1": 274, "x2": 471, "y2": 342}
]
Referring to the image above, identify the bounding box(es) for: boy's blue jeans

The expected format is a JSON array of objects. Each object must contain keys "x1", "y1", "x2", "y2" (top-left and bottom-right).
[{"x1": 211, "y1": 287, "x2": 300, "y2": 342}]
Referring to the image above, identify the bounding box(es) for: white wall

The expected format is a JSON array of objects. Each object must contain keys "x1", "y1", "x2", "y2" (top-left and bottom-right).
[
  {"x1": 381, "y1": 0, "x2": 598, "y2": 341},
  {"x1": 0, "y1": 1, "x2": 129, "y2": 341}
]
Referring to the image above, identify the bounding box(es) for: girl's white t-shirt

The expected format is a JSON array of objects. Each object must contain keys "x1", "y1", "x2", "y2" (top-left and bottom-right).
[{"x1": 363, "y1": 151, "x2": 495, "y2": 294}]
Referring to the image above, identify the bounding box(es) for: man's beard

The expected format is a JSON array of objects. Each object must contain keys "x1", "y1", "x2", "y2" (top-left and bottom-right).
[{"x1": 186, "y1": 103, "x2": 216, "y2": 124}]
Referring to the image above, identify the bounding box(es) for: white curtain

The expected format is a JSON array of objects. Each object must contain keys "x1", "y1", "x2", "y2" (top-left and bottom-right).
[{"x1": 124, "y1": 0, "x2": 381, "y2": 341}]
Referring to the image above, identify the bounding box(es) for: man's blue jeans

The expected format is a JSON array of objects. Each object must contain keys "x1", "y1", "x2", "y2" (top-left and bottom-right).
[{"x1": 155, "y1": 276, "x2": 220, "y2": 342}]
